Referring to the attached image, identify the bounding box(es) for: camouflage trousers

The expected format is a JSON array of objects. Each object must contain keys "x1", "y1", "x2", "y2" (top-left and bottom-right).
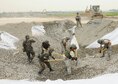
[
  {"x1": 76, "y1": 20, "x2": 82, "y2": 27},
  {"x1": 38, "y1": 60, "x2": 52, "y2": 74},
  {"x1": 26, "y1": 50, "x2": 35, "y2": 63},
  {"x1": 102, "y1": 47, "x2": 112, "y2": 61}
]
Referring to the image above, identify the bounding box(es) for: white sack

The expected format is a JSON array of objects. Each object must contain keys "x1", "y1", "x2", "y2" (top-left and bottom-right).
[
  {"x1": 0, "y1": 42, "x2": 14, "y2": 49},
  {"x1": 1, "y1": 32, "x2": 19, "y2": 45},
  {"x1": 86, "y1": 27, "x2": 118, "y2": 48},
  {"x1": 32, "y1": 25, "x2": 46, "y2": 36},
  {"x1": 70, "y1": 35, "x2": 79, "y2": 49},
  {"x1": 68, "y1": 26, "x2": 79, "y2": 49},
  {"x1": 0, "y1": 32, "x2": 19, "y2": 49},
  {"x1": 68, "y1": 26, "x2": 76, "y2": 35}
]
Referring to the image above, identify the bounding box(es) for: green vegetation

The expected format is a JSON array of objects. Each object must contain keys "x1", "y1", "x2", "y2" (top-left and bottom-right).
[
  {"x1": 47, "y1": 11, "x2": 118, "y2": 17},
  {"x1": 103, "y1": 12, "x2": 118, "y2": 16},
  {"x1": 47, "y1": 12, "x2": 76, "y2": 17}
]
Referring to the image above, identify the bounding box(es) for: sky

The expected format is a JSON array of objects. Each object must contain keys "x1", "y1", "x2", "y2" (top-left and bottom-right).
[{"x1": 0, "y1": 0, "x2": 118, "y2": 12}]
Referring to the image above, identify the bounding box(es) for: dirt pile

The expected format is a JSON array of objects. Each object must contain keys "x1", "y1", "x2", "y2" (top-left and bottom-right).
[
  {"x1": 76, "y1": 19, "x2": 118, "y2": 46},
  {"x1": 0, "y1": 20, "x2": 75, "y2": 80},
  {"x1": 0, "y1": 19, "x2": 118, "y2": 81}
]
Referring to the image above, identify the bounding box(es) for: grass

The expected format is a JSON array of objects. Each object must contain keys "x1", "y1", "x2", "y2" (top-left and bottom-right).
[
  {"x1": 103, "y1": 12, "x2": 118, "y2": 16},
  {"x1": 47, "y1": 12, "x2": 76, "y2": 17},
  {"x1": 47, "y1": 12, "x2": 118, "y2": 17}
]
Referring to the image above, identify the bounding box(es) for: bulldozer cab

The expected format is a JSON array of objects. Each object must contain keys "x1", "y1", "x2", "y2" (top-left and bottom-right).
[
  {"x1": 92, "y1": 5, "x2": 100, "y2": 13},
  {"x1": 91, "y1": 5, "x2": 103, "y2": 19}
]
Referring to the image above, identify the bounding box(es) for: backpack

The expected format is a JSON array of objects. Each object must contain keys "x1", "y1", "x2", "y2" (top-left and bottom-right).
[{"x1": 64, "y1": 50, "x2": 72, "y2": 59}]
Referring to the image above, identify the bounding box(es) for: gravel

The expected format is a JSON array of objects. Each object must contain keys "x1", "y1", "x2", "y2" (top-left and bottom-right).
[{"x1": 0, "y1": 19, "x2": 118, "y2": 81}]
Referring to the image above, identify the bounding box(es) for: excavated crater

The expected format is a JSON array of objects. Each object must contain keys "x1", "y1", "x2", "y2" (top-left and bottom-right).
[{"x1": 0, "y1": 19, "x2": 118, "y2": 81}]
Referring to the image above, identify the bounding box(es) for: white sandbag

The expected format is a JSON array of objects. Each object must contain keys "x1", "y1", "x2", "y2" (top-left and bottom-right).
[
  {"x1": 0, "y1": 42, "x2": 15, "y2": 49},
  {"x1": 32, "y1": 25, "x2": 46, "y2": 36},
  {"x1": 1, "y1": 32, "x2": 19, "y2": 45},
  {"x1": 70, "y1": 35, "x2": 79, "y2": 50},
  {"x1": 86, "y1": 27, "x2": 118, "y2": 48},
  {"x1": 68, "y1": 26, "x2": 76, "y2": 34},
  {"x1": 0, "y1": 31, "x2": 19, "y2": 49},
  {"x1": 68, "y1": 26, "x2": 79, "y2": 49}
]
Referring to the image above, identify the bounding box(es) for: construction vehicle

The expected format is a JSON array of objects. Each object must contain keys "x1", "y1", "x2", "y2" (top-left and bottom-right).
[
  {"x1": 91, "y1": 5, "x2": 103, "y2": 19},
  {"x1": 85, "y1": 5, "x2": 103, "y2": 19}
]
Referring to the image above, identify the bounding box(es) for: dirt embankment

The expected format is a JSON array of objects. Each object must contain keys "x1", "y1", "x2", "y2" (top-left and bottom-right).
[
  {"x1": 0, "y1": 20, "x2": 75, "y2": 80},
  {"x1": 76, "y1": 19, "x2": 118, "y2": 46},
  {"x1": 0, "y1": 19, "x2": 118, "y2": 81}
]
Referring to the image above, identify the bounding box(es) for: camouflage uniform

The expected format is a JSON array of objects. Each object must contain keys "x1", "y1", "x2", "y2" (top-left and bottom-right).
[
  {"x1": 23, "y1": 35, "x2": 35, "y2": 63},
  {"x1": 61, "y1": 37, "x2": 70, "y2": 54},
  {"x1": 75, "y1": 12, "x2": 82, "y2": 27},
  {"x1": 98, "y1": 39, "x2": 112, "y2": 61},
  {"x1": 38, "y1": 41, "x2": 55, "y2": 74},
  {"x1": 64, "y1": 44, "x2": 77, "y2": 74}
]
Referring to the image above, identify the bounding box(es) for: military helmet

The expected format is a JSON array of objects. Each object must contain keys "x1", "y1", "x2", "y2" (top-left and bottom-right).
[
  {"x1": 97, "y1": 39, "x2": 101, "y2": 43},
  {"x1": 97, "y1": 39, "x2": 103, "y2": 44},
  {"x1": 70, "y1": 44, "x2": 77, "y2": 49},
  {"x1": 25, "y1": 35, "x2": 30, "y2": 39}
]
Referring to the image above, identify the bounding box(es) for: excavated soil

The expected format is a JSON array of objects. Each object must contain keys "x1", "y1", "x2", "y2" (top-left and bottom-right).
[{"x1": 0, "y1": 19, "x2": 118, "y2": 81}]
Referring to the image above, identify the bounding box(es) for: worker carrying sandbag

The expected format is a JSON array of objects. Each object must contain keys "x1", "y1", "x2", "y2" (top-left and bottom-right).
[
  {"x1": 64, "y1": 44, "x2": 78, "y2": 75},
  {"x1": 97, "y1": 39, "x2": 112, "y2": 61}
]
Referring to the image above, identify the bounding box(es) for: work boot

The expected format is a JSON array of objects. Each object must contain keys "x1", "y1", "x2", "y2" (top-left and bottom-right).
[
  {"x1": 38, "y1": 71, "x2": 42, "y2": 75},
  {"x1": 38, "y1": 70, "x2": 44, "y2": 75},
  {"x1": 50, "y1": 69, "x2": 54, "y2": 72},
  {"x1": 28, "y1": 58, "x2": 32, "y2": 63}
]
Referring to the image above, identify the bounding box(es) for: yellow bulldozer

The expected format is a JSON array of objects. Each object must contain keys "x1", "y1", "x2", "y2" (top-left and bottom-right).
[{"x1": 85, "y1": 5, "x2": 103, "y2": 19}]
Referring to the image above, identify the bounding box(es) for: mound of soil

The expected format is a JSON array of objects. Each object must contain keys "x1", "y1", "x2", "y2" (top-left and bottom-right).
[{"x1": 0, "y1": 19, "x2": 118, "y2": 81}]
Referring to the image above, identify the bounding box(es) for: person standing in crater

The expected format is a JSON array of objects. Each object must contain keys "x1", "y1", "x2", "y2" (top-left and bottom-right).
[
  {"x1": 38, "y1": 40, "x2": 55, "y2": 74},
  {"x1": 23, "y1": 35, "x2": 36, "y2": 63}
]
